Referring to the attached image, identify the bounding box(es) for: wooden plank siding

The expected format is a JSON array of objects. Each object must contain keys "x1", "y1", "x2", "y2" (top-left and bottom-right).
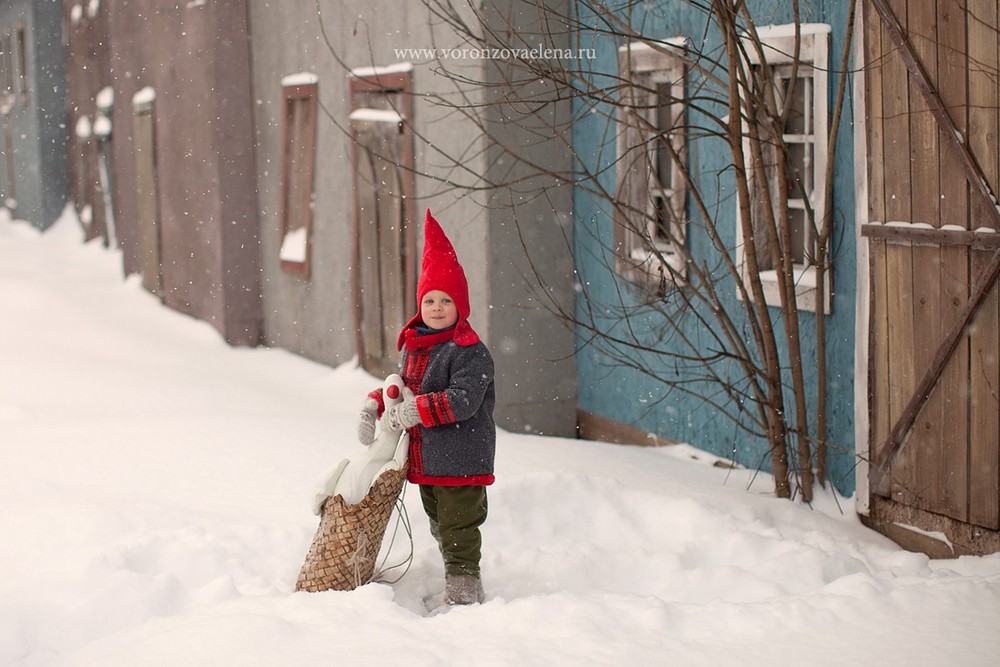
[
  {"x1": 934, "y1": 0, "x2": 971, "y2": 520},
  {"x1": 881, "y1": 0, "x2": 918, "y2": 504},
  {"x1": 348, "y1": 71, "x2": 417, "y2": 380},
  {"x1": 969, "y1": 249, "x2": 1000, "y2": 529},
  {"x1": 906, "y1": 0, "x2": 951, "y2": 514},
  {"x1": 967, "y1": 0, "x2": 1000, "y2": 531},
  {"x1": 937, "y1": 0, "x2": 971, "y2": 519},
  {"x1": 864, "y1": 0, "x2": 1000, "y2": 548},
  {"x1": 865, "y1": 0, "x2": 892, "y2": 500}
]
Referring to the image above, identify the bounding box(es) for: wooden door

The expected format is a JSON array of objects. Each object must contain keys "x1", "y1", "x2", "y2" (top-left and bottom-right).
[
  {"x1": 863, "y1": 0, "x2": 1000, "y2": 554},
  {"x1": 352, "y1": 106, "x2": 408, "y2": 377},
  {"x1": 349, "y1": 70, "x2": 416, "y2": 377}
]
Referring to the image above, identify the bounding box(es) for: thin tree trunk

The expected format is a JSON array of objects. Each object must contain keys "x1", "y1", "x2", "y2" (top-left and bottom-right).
[{"x1": 717, "y1": 0, "x2": 791, "y2": 496}]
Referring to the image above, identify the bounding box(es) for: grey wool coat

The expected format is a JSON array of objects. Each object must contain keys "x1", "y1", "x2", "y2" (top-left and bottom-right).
[{"x1": 373, "y1": 326, "x2": 496, "y2": 486}]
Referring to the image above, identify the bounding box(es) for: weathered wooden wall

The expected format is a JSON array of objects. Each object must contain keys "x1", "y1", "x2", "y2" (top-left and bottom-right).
[
  {"x1": 864, "y1": 0, "x2": 1000, "y2": 554},
  {"x1": 102, "y1": 0, "x2": 261, "y2": 345}
]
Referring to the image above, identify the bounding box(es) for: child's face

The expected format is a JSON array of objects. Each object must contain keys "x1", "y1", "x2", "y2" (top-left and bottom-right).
[{"x1": 421, "y1": 290, "x2": 459, "y2": 330}]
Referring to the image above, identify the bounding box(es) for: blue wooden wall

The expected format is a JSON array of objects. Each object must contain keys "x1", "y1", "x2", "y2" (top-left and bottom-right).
[{"x1": 571, "y1": 0, "x2": 858, "y2": 496}]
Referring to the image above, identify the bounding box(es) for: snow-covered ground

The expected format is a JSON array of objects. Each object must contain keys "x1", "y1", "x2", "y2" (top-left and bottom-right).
[{"x1": 2, "y1": 210, "x2": 999, "y2": 666}]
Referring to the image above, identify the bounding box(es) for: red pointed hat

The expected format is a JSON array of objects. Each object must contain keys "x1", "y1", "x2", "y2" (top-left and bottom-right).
[{"x1": 397, "y1": 210, "x2": 480, "y2": 350}]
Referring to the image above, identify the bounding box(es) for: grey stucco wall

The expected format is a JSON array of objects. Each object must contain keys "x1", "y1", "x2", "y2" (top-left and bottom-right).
[
  {"x1": 481, "y1": 0, "x2": 577, "y2": 436},
  {"x1": 248, "y1": 2, "x2": 356, "y2": 365},
  {"x1": 248, "y1": 0, "x2": 577, "y2": 436}
]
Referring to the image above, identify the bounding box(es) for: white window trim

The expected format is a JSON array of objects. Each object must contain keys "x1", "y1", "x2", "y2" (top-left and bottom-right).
[
  {"x1": 736, "y1": 23, "x2": 831, "y2": 313},
  {"x1": 616, "y1": 39, "x2": 689, "y2": 288}
]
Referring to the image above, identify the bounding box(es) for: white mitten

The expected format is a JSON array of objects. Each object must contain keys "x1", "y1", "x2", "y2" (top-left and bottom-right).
[
  {"x1": 357, "y1": 396, "x2": 378, "y2": 446},
  {"x1": 384, "y1": 387, "x2": 420, "y2": 432}
]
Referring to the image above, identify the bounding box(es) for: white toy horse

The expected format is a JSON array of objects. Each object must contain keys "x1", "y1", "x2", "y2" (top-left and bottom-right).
[{"x1": 312, "y1": 374, "x2": 410, "y2": 513}]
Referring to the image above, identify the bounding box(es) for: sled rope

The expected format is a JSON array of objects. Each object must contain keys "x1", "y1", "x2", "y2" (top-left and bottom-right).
[
  {"x1": 372, "y1": 485, "x2": 415, "y2": 584},
  {"x1": 345, "y1": 526, "x2": 371, "y2": 590}
]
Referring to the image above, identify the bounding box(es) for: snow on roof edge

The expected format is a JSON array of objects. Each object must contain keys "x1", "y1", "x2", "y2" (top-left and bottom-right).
[
  {"x1": 282, "y1": 72, "x2": 319, "y2": 87},
  {"x1": 348, "y1": 108, "x2": 404, "y2": 123},
  {"x1": 132, "y1": 87, "x2": 156, "y2": 106},
  {"x1": 349, "y1": 62, "x2": 414, "y2": 79}
]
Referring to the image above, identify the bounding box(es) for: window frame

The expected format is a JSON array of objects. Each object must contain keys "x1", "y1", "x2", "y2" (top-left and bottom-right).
[
  {"x1": 736, "y1": 23, "x2": 831, "y2": 313},
  {"x1": 278, "y1": 76, "x2": 319, "y2": 278},
  {"x1": 615, "y1": 39, "x2": 689, "y2": 289},
  {"x1": 0, "y1": 32, "x2": 14, "y2": 114},
  {"x1": 15, "y1": 24, "x2": 28, "y2": 109}
]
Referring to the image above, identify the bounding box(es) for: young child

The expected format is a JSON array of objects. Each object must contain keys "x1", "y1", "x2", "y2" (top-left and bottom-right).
[{"x1": 357, "y1": 209, "x2": 496, "y2": 607}]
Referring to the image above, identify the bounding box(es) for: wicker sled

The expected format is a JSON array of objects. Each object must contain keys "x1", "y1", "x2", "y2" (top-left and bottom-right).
[{"x1": 296, "y1": 466, "x2": 407, "y2": 592}]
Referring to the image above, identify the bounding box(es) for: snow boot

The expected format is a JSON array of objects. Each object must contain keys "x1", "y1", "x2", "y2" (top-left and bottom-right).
[{"x1": 445, "y1": 573, "x2": 485, "y2": 605}]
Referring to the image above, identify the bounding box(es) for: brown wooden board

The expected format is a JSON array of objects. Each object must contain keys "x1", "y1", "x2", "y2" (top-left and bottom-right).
[
  {"x1": 864, "y1": 3, "x2": 891, "y2": 496},
  {"x1": 937, "y1": 0, "x2": 969, "y2": 232},
  {"x1": 969, "y1": 248, "x2": 1000, "y2": 530},
  {"x1": 905, "y1": 0, "x2": 950, "y2": 515},
  {"x1": 935, "y1": 244, "x2": 970, "y2": 520},
  {"x1": 907, "y1": 0, "x2": 940, "y2": 228},
  {"x1": 880, "y1": 0, "x2": 911, "y2": 227},
  {"x1": 881, "y1": 0, "x2": 915, "y2": 502},
  {"x1": 866, "y1": 0, "x2": 891, "y2": 496},
  {"x1": 886, "y1": 241, "x2": 917, "y2": 503},
  {"x1": 966, "y1": 0, "x2": 1000, "y2": 531},
  {"x1": 862, "y1": 224, "x2": 1000, "y2": 247},
  {"x1": 968, "y1": 0, "x2": 1000, "y2": 234},
  {"x1": 909, "y1": 241, "x2": 948, "y2": 514},
  {"x1": 864, "y1": 0, "x2": 886, "y2": 227},
  {"x1": 871, "y1": 239, "x2": 891, "y2": 497},
  {"x1": 934, "y1": 0, "x2": 972, "y2": 522}
]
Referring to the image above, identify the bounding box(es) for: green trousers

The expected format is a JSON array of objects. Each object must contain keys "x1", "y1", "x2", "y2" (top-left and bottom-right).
[{"x1": 419, "y1": 485, "x2": 488, "y2": 577}]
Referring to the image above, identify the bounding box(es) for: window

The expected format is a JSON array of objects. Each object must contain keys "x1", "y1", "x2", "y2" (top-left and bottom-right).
[
  {"x1": 15, "y1": 25, "x2": 28, "y2": 108},
  {"x1": 0, "y1": 33, "x2": 14, "y2": 114},
  {"x1": 279, "y1": 75, "x2": 318, "y2": 277},
  {"x1": 737, "y1": 24, "x2": 830, "y2": 312},
  {"x1": 616, "y1": 40, "x2": 688, "y2": 289}
]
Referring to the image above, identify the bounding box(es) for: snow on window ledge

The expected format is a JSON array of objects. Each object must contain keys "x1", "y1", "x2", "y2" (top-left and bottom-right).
[
  {"x1": 752, "y1": 266, "x2": 830, "y2": 313},
  {"x1": 349, "y1": 62, "x2": 414, "y2": 79},
  {"x1": 624, "y1": 248, "x2": 688, "y2": 288},
  {"x1": 279, "y1": 227, "x2": 308, "y2": 264},
  {"x1": 282, "y1": 72, "x2": 319, "y2": 88},
  {"x1": 348, "y1": 108, "x2": 403, "y2": 124}
]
